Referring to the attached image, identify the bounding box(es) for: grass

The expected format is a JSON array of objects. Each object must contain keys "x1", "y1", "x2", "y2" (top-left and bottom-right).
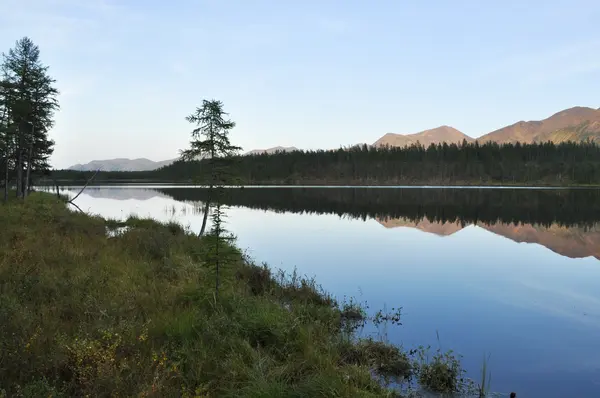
[{"x1": 0, "y1": 192, "x2": 481, "y2": 397}]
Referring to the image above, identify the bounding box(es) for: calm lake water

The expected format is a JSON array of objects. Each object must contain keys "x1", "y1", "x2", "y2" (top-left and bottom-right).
[{"x1": 57, "y1": 186, "x2": 600, "y2": 398}]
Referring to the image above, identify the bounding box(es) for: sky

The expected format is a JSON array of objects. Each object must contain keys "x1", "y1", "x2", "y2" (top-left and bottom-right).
[{"x1": 1, "y1": 0, "x2": 600, "y2": 169}]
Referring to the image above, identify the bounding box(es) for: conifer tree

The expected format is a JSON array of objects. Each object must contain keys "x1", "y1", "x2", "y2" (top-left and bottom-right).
[
  {"x1": 180, "y1": 99, "x2": 241, "y2": 234},
  {"x1": 0, "y1": 37, "x2": 58, "y2": 199}
]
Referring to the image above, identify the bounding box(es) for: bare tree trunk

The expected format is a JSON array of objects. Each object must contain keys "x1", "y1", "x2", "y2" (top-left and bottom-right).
[
  {"x1": 16, "y1": 149, "x2": 22, "y2": 198},
  {"x1": 199, "y1": 193, "x2": 211, "y2": 236},
  {"x1": 3, "y1": 160, "x2": 8, "y2": 202},
  {"x1": 215, "y1": 219, "x2": 220, "y2": 300},
  {"x1": 24, "y1": 125, "x2": 34, "y2": 197}
]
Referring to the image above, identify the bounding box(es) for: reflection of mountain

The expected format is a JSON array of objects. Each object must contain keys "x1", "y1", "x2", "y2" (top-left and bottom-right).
[
  {"x1": 482, "y1": 223, "x2": 600, "y2": 260},
  {"x1": 72, "y1": 188, "x2": 172, "y2": 201},
  {"x1": 378, "y1": 217, "x2": 463, "y2": 236},
  {"x1": 377, "y1": 216, "x2": 600, "y2": 260}
]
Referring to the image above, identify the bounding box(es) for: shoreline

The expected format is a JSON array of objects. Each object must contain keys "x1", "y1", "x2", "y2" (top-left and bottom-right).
[
  {"x1": 0, "y1": 192, "x2": 487, "y2": 397},
  {"x1": 36, "y1": 181, "x2": 600, "y2": 189}
]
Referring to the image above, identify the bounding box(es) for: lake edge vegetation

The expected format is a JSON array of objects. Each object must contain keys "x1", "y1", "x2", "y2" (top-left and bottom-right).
[{"x1": 0, "y1": 192, "x2": 484, "y2": 397}]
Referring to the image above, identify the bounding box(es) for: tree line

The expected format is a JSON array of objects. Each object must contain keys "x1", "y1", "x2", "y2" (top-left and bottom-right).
[
  {"x1": 52, "y1": 140, "x2": 600, "y2": 186},
  {"x1": 0, "y1": 37, "x2": 58, "y2": 200}
]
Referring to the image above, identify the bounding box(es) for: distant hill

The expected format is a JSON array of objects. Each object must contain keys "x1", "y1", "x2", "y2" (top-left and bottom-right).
[
  {"x1": 245, "y1": 146, "x2": 298, "y2": 155},
  {"x1": 478, "y1": 106, "x2": 600, "y2": 144},
  {"x1": 66, "y1": 148, "x2": 299, "y2": 171},
  {"x1": 68, "y1": 158, "x2": 177, "y2": 172},
  {"x1": 373, "y1": 126, "x2": 474, "y2": 148}
]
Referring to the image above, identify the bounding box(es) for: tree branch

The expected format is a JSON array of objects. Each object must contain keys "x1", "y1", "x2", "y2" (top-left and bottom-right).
[
  {"x1": 68, "y1": 169, "x2": 98, "y2": 204},
  {"x1": 68, "y1": 201, "x2": 84, "y2": 213}
]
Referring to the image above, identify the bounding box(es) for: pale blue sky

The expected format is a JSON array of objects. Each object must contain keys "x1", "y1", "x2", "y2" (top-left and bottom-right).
[{"x1": 1, "y1": 0, "x2": 600, "y2": 168}]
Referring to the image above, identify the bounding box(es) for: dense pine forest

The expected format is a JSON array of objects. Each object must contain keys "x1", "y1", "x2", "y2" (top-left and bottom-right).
[{"x1": 52, "y1": 140, "x2": 600, "y2": 186}]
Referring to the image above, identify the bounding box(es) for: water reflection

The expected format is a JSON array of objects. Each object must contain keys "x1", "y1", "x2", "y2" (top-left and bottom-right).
[
  {"x1": 53, "y1": 186, "x2": 600, "y2": 397},
  {"x1": 75, "y1": 186, "x2": 600, "y2": 262}
]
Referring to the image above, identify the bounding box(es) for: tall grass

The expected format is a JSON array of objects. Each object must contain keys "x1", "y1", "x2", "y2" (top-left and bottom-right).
[
  {"x1": 478, "y1": 353, "x2": 493, "y2": 397},
  {"x1": 0, "y1": 193, "x2": 416, "y2": 397},
  {"x1": 0, "y1": 192, "x2": 486, "y2": 397}
]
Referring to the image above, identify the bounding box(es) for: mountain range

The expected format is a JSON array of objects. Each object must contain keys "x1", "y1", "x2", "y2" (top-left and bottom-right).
[
  {"x1": 68, "y1": 147, "x2": 299, "y2": 172},
  {"x1": 373, "y1": 106, "x2": 600, "y2": 148},
  {"x1": 67, "y1": 106, "x2": 600, "y2": 171}
]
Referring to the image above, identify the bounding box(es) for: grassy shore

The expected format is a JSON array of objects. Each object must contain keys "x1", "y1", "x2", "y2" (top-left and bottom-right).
[{"x1": 0, "y1": 193, "x2": 477, "y2": 397}]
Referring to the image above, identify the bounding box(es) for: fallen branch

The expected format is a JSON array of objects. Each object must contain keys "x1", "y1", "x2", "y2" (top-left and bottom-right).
[
  {"x1": 68, "y1": 201, "x2": 84, "y2": 213},
  {"x1": 68, "y1": 169, "x2": 99, "y2": 205}
]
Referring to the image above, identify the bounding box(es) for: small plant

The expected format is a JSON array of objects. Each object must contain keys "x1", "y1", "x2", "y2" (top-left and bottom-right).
[
  {"x1": 413, "y1": 346, "x2": 466, "y2": 394},
  {"x1": 373, "y1": 306, "x2": 402, "y2": 327},
  {"x1": 339, "y1": 296, "x2": 368, "y2": 335},
  {"x1": 410, "y1": 333, "x2": 473, "y2": 395},
  {"x1": 477, "y1": 353, "x2": 493, "y2": 397}
]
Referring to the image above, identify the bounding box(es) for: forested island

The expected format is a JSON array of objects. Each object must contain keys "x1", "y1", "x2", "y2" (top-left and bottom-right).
[{"x1": 51, "y1": 140, "x2": 600, "y2": 186}]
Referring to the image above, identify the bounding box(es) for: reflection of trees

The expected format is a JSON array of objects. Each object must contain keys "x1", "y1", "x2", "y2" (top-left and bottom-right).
[{"x1": 155, "y1": 187, "x2": 600, "y2": 228}]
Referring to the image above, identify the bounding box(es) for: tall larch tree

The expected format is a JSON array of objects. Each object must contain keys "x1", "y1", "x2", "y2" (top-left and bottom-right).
[{"x1": 180, "y1": 99, "x2": 241, "y2": 235}]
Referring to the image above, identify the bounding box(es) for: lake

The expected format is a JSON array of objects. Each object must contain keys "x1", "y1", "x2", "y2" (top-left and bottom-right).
[{"x1": 56, "y1": 185, "x2": 600, "y2": 397}]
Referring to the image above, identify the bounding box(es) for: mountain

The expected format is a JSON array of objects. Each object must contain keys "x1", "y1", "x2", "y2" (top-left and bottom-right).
[
  {"x1": 67, "y1": 148, "x2": 298, "y2": 171},
  {"x1": 376, "y1": 216, "x2": 600, "y2": 260},
  {"x1": 373, "y1": 126, "x2": 474, "y2": 148},
  {"x1": 245, "y1": 146, "x2": 298, "y2": 155},
  {"x1": 68, "y1": 158, "x2": 177, "y2": 172},
  {"x1": 478, "y1": 106, "x2": 600, "y2": 144}
]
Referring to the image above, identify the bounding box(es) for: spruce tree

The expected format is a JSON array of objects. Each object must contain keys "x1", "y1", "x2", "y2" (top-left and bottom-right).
[{"x1": 0, "y1": 37, "x2": 58, "y2": 198}]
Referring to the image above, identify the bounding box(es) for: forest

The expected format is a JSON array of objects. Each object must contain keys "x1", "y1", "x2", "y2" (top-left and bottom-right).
[{"x1": 52, "y1": 140, "x2": 600, "y2": 186}]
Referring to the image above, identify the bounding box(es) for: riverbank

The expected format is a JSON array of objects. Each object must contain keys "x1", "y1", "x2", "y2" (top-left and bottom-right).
[{"x1": 0, "y1": 192, "x2": 487, "y2": 397}]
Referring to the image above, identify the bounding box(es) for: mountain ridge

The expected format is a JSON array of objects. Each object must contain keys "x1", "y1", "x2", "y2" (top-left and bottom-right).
[
  {"x1": 477, "y1": 106, "x2": 600, "y2": 144},
  {"x1": 372, "y1": 126, "x2": 474, "y2": 148},
  {"x1": 68, "y1": 158, "x2": 177, "y2": 172},
  {"x1": 66, "y1": 105, "x2": 600, "y2": 170},
  {"x1": 67, "y1": 147, "x2": 299, "y2": 171}
]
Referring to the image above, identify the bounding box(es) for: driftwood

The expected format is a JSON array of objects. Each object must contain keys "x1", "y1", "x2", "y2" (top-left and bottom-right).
[{"x1": 65, "y1": 169, "x2": 98, "y2": 213}]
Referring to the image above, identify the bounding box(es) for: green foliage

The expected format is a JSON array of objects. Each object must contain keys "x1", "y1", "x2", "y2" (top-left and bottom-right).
[
  {"x1": 180, "y1": 99, "x2": 242, "y2": 186},
  {"x1": 477, "y1": 353, "x2": 493, "y2": 397},
  {"x1": 0, "y1": 193, "x2": 426, "y2": 397},
  {"x1": 1, "y1": 37, "x2": 58, "y2": 198},
  {"x1": 413, "y1": 345, "x2": 468, "y2": 394}
]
